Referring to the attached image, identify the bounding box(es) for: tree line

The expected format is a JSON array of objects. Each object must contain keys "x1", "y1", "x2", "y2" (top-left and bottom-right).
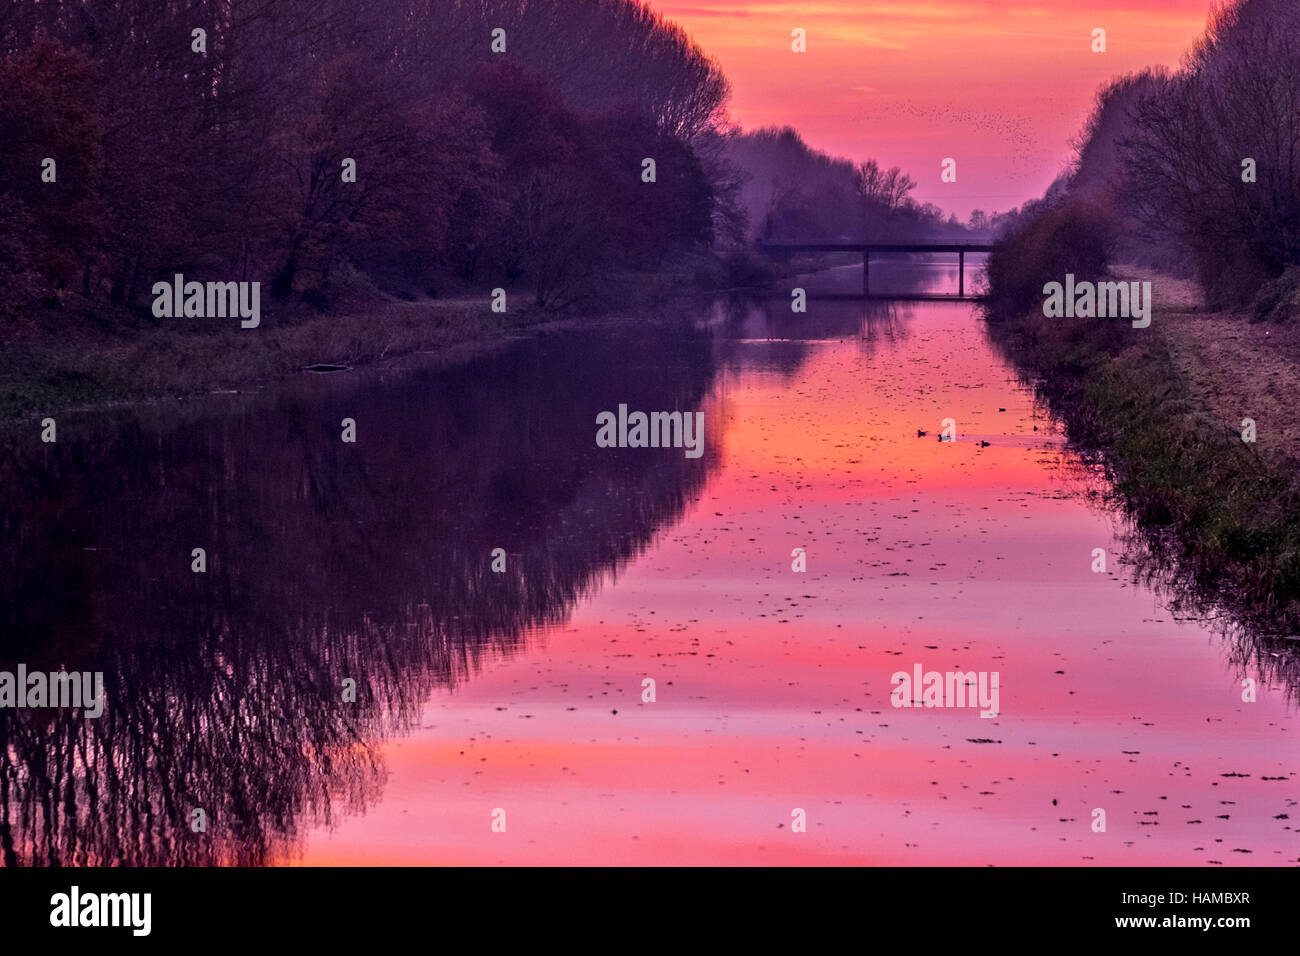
[
  {"x1": 990, "y1": 0, "x2": 1300, "y2": 312},
  {"x1": 0, "y1": 0, "x2": 979, "y2": 334},
  {"x1": 0, "y1": 0, "x2": 731, "y2": 325},
  {"x1": 727, "y1": 126, "x2": 983, "y2": 244}
]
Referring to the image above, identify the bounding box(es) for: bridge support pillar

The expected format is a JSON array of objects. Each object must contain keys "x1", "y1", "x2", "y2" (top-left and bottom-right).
[
  {"x1": 958, "y1": 250, "x2": 965, "y2": 298},
  {"x1": 863, "y1": 251, "x2": 870, "y2": 295}
]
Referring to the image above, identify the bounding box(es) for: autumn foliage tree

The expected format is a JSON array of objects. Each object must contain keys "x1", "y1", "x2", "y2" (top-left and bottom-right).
[
  {"x1": 0, "y1": 0, "x2": 732, "y2": 329},
  {"x1": 0, "y1": 39, "x2": 103, "y2": 324}
]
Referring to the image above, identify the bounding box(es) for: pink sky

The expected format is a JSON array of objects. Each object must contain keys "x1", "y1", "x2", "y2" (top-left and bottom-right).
[{"x1": 651, "y1": 0, "x2": 1216, "y2": 219}]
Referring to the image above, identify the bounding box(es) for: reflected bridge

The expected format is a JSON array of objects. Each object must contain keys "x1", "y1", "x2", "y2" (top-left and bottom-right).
[{"x1": 756, "y1": 242, "x2": 994, "y2": 298}]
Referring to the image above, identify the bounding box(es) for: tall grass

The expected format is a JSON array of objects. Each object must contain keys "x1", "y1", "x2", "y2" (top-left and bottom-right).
[{"x1": 0, "y1": 300, "x2": 534, "y2": 424}]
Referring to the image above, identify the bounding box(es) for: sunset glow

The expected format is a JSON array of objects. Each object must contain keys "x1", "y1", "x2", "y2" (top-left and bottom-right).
[
  {"x1": 652, "y1": 0, "x2": 1213, "y2": 217},
  {"x1": 6, "y1": 0, "x2": 1300, "y2": 920}
]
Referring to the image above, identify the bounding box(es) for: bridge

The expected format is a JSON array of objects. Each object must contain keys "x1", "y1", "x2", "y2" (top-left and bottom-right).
[{"x1": 756, "y1": 242, "x2": 995, "y2": 298}]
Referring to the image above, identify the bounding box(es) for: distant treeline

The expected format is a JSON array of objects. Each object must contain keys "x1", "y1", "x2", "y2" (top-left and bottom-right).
[
  {"x1": 726, "y1": 126, "x2": 985, "y2": 244},
  {"x1": 989, "y1": 0, "x2": 1300, "y2": 314}
]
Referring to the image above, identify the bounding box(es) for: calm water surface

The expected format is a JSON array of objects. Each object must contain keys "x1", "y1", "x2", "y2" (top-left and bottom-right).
[{"x1": 3, "y1": 260, "x2": 1296, "y2": 865}]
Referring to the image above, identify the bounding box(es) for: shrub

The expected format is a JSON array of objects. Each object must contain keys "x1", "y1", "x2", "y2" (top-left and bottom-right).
[{"x1": 985, "y1": 200, "x2": 1117, "y2": 316}]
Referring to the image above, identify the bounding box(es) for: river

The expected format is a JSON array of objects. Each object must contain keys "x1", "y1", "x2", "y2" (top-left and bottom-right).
[{"x1": 1, "y1": 257, "x2": 1295, "y2": 866}]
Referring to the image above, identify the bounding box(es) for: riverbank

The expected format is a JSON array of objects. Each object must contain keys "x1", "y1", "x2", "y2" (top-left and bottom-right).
[
  {"x1": 983, "y1": 264, "x2": 1300, "y2": 632},
  {"x1": 0, "y1": 248, "x2": 828, "y2": 429},
  {"x1": 0, "y1": 296, "x2": 537, "y2": 427}
]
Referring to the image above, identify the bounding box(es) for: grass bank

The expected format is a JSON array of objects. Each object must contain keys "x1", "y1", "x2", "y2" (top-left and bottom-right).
[
  {"x1": 0, "y1": 293, "x2": 605, "y2": 426},
  {"x1": 984, "y1": 263, "x2": 1300, "y2": 632},
  {"x1": 0, "y1": 247, "x2": 840, "y2": 427}
]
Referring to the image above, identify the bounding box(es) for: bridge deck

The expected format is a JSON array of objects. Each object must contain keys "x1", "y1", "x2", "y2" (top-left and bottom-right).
[
  {"x1": 756, "y1": 241, "x2": 992, "y2": 298},
  {"x1": 756, "y1": 242, "x2": 994, "y2": 253}
]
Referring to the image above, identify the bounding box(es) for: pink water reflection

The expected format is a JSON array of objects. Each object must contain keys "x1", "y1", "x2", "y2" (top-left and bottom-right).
[{"x1": 300, "y1": 302, "x2": 1299, "y2": 866}]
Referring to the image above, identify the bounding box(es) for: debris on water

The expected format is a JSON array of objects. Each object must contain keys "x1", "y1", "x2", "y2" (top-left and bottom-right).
[{"x1": 304, "y1": 363, "x2": 351, "y2": 373}]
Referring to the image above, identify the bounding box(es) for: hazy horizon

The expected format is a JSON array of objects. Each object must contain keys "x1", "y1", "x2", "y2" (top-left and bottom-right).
[{"x1": 653, "y1": 0, "x2": 1214, "y2": 219}]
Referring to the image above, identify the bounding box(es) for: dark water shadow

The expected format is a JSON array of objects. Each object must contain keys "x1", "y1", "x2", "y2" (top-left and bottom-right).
[{"x1": 0, "y1": 321, "x2": 719, "y2": 865}]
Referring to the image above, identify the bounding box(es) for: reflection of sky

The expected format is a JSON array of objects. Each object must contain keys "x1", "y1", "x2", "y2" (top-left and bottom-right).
[
  {"x1": 650, "y1": 0, "x2": 1211, "y2": 219},
  {"x1": 302, "y1": 303, "x2": 1300, "y2": 866}
]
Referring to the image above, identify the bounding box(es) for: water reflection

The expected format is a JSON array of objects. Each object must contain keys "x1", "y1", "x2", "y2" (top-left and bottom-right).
[
  {"x1": 1113, "y1": 516, "x2": 1300, "y2": 700},
  {"x1": 706, "y1": 269, "x2": 926, "y2": 381},
  {"x1": 0, "y1": 322, "x2": 718, "y2": 865},
  {"x1": 992, "y1": 339, "x2": 1300, "y2": 702},
  {"x1": 7, "y1": 254, "x2": 1290, "y2": 867}
]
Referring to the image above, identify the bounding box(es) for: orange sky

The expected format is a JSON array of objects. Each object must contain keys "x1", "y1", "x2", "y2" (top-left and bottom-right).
[{"x1": 650, "y1": 0, "x2": 1216, "y2": 219}]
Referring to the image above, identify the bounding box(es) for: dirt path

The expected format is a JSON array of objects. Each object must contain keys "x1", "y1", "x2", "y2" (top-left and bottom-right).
[{"x1": 1112, "y1": 263, "x2": 1300, "y2": 471}]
